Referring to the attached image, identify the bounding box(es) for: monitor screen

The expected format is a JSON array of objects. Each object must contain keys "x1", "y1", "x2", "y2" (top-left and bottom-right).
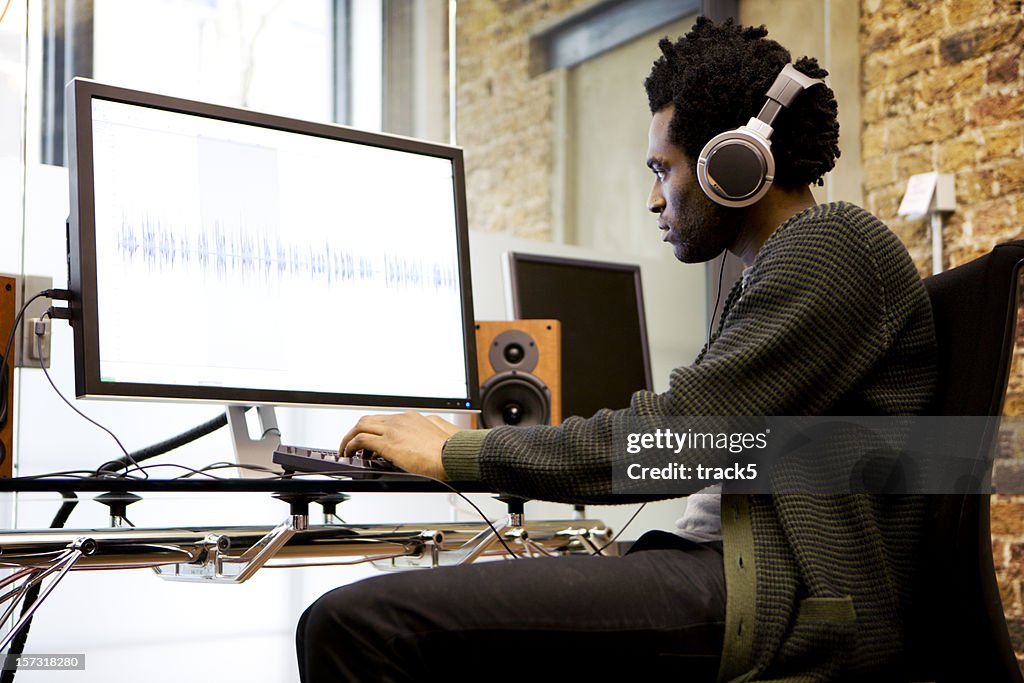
[
  {"x1": 507, "y1": 252, "x2": 653, "y2": 420},
  {"x1": 66, "y1": 78, "x2": 479, "y2": 412}
]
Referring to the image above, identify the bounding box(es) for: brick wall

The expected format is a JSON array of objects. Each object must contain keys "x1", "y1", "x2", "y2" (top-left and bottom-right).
[
  {"x1": 455, "y1": 0, "x2": 590, "y2": 239},
  {"x1": 860, "y1": 0, "x2": 1024, "y2": 668}
]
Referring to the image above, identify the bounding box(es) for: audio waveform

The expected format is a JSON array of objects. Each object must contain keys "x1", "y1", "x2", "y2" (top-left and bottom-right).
[{"x1": 113, "y1": 216, "x2": 458, "y2": 291}]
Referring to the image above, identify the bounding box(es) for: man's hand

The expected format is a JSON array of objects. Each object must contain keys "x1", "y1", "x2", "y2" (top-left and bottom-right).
[{"x1": 340, "y1": 412, "x2": 462, "y2": 480}]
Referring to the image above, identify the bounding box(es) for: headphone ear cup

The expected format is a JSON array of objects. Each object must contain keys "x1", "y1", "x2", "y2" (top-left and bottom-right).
[{"x1": 697, "y1": 129, "x2": 776, "y2": 208}]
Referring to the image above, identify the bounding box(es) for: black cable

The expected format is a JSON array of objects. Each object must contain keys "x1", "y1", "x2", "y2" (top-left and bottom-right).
[
  {"x1": 1, "y1": 291, "x2": 48, "y2": 430},
  {"x1": 707, "y1": 254, "x2": 728, "y2": 348},
  {"x1": 326, "y1": 471, "x2": 523, "y2": 559},
  {"x1": 95, "y1": 410, "x2": 236, "y2": 476},
  {"x1": 0, "y1": 491, "x2": 78, "y2": 683},
  {"x1": 50, "y1": 492, "x2": 78, "y2": 527},
  {"x1": 34, "y1": 313, "x2": 141, "y2": 478},
  {"x1": 124, "y1": 463, "x2": 226, "y2": 480},
  {"x1": 29, "y1": 314, "x2": 229, "y2": 480},
  {"x1": 171, "y1": 462, "x2": 279, "y2": 478},
  {"x1": 2, "y1": 290, "x2": 70, "y2": 467},
  {"x1": 591, "y1": 502, "x2": 646, "y2": 556},
  {"x1": 20, "y1": 470, "x2": 112, "y2": 480}
]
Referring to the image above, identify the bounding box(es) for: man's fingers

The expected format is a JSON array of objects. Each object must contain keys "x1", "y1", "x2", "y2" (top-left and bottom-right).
[
  {"x1": 340, "y1": 415, "x2": 390, "y2": 454},
  {"x1": 342, "y1": 432, "x2": 386, "y2": 457},
  {"x1": 337, "y1": 412, "x2": 449, "y2": 479}
]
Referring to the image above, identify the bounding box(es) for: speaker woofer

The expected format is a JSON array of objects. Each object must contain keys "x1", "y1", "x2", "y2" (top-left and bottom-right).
[{"x1": 479, "y1": 371, "x2": 550, "y2": 427}]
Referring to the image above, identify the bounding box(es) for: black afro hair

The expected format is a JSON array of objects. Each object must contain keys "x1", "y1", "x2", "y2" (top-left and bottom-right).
[{"x1": 644, "y1": 17, "x2": 840, "y2": 188}]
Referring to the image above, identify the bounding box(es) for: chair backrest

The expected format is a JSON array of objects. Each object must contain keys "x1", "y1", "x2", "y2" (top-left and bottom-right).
[
  {"x1": 916, "y1": 240, "x2": 1024, "y2": 683},
  {"x1": 926, "y1": 241, "x2": 1024, "y2": 417}
]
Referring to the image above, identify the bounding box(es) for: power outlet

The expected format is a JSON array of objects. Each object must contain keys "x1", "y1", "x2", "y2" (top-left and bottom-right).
[
  {"x1": 16, "y1": 275, "x2": 54, "y2": 369},
  {"x1": 25, "y1": 318, "x2": 52, "y2": 363}
]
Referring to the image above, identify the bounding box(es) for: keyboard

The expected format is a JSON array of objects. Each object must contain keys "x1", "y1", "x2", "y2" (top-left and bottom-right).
[{"x1": 272, "y1": 445, "x2": 406, "y2": 479}]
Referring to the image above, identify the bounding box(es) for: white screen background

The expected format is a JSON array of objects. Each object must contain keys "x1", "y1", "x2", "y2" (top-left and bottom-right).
[{"x1": 89, "y1": 98, "x2": 471, "y2": 403}]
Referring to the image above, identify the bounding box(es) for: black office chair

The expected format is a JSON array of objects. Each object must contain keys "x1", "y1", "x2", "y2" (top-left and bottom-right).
[{"x1": 910, "y1": 240, "x2": 1024, "y2": 682}]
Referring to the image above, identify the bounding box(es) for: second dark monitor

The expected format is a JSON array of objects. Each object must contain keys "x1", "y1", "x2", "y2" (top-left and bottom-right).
[{"x1": 506, "y1": 252, "x2": 653, "y2": 420}]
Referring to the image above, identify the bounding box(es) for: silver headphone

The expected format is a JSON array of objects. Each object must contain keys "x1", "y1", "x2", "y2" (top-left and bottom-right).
[{"x1": 696, "y1": 64, "x2": 826, "y2": 208}]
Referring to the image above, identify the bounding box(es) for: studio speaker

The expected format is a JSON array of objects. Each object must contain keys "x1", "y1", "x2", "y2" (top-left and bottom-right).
[
  {"x1": 474, "y1": 320, "x2": 561, "y2": 428},
  {"x1": 1, "y1": 276, "x2": 16, "y2": 477}
]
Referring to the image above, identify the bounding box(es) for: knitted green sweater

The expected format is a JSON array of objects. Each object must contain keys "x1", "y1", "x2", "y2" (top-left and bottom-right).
[{"x1": 443, "y1": 202, "x2": 937, "y2": 681}]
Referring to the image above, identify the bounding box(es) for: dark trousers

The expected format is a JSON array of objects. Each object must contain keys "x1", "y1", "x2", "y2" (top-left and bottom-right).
[{"x1": 295, "y1": 531, "x2": 726, "y2": 682}]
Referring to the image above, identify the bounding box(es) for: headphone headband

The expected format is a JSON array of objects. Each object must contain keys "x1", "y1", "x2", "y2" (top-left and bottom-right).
[{"x1": 765, "y1": 65, "x2": 826, "y2": 110}]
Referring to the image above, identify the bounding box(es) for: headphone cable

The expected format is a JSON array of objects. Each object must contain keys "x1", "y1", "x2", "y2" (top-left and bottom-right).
[{"x1": 707, "y1": 254, "x2": 728, "y2": 348}]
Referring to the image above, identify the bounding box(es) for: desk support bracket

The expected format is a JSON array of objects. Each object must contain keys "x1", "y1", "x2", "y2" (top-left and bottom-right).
[
  {"x1": 152, "y1": 514, "x2": 305, "y2": 584},
  {"x1": 370, "y1": 513, "x2": 612, "y2": 571}
]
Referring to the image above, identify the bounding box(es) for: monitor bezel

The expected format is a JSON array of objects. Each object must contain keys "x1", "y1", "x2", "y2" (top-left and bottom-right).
[
  {"x1": 66, "y1": 77, "x2": 480, "y2": 412},
  {"x1": 505, "y1": 251, "x2": 655, "y2": 396}
]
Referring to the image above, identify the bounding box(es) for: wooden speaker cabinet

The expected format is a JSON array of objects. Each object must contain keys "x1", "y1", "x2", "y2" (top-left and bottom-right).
[{"x1": 474, "y1": 320, "x2": 561, "y2": 428}]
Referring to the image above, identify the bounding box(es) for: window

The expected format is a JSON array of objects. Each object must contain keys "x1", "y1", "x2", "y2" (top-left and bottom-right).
[{"x1": 39, "y1": 0, "x2": 450, "y2": 165}]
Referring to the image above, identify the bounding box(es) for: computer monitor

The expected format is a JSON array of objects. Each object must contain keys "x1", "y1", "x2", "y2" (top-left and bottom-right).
[
  {"x1": 66, "y1": 78, "x2": 479, "y2": 414},
  {"x1": 506, "y1": 252, "x2": 653, "y2": 420}
]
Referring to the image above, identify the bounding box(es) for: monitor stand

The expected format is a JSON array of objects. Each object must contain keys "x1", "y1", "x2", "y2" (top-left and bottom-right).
[{"x1": 228, "y1": 405, "x2": 281, "y2": 478}]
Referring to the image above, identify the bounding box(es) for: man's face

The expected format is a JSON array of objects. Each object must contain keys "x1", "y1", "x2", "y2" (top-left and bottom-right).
[{"x1": 646, "y1": 105, "x2": 740, "y2": 263}]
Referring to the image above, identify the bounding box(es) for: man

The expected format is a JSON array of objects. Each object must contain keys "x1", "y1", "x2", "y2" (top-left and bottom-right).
[{"x1": 297, "y1": 18, "x2": 935, "y2": 682}]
